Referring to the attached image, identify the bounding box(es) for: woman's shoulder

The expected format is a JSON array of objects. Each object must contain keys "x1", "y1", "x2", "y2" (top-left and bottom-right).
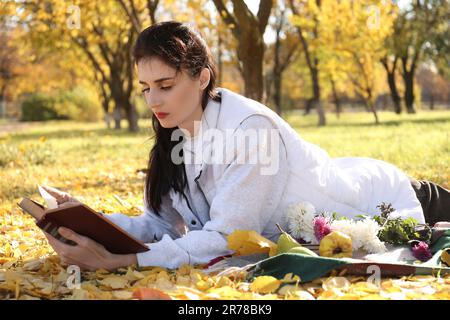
[{"x1": 217, "y1": 88, "x2": 281, "y2": 130}]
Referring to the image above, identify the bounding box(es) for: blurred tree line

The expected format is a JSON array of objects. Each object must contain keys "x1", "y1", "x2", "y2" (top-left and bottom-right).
[{"x1": 0, "y1": 0, "x2": 449, "y2": 131}]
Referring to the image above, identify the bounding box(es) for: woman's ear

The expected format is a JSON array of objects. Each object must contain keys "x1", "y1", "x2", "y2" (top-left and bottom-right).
[{"x1": 199, "y1": 67, "x2": 211, "y2": 90}]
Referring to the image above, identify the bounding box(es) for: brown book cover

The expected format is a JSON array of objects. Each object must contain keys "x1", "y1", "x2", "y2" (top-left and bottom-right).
[{"x1": 17, "y1": 197, "x2": 150, "y2": 255}]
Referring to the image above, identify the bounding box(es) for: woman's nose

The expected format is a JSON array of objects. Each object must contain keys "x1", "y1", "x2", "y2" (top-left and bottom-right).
[{"x1": 145, "y1": 92, "x2": 162, "y2": 108}]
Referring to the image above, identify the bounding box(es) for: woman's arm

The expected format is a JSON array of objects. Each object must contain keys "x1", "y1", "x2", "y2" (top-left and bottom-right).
[
  {"x1": 44, "y1": 116, "x2": 288, "y2": 271},
  {"x1": 102, "y1": 190, "x2": 187, "y2": 243},
  {"x1": 44, "y1": 192, "x2": 182, "y2": 271}
]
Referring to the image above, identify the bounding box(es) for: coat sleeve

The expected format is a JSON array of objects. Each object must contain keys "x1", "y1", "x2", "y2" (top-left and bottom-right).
[
  {"x1": 103, "y1": 209, "x2": 182, "y2": 244},
  {"x1": 134, "y1": 115, "x2": 290, "y2": 269},
  {"x1": 102, "y1": 190, "x2": 187, "y2": 244}
]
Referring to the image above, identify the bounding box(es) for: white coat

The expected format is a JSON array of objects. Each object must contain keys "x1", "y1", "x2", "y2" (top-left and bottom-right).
[{"x1": 104, "y1": 87, "x2": 424, "y2": 268}]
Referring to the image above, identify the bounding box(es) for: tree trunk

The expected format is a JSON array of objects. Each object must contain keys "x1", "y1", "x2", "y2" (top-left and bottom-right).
[
  {"x1": 147, "y1": 0, "x2": 158, "y2": 25},
  {"x1": 290, "y1": 0, "x2": 325, "y2": 126},
  {"x1": 400, "y1": 55, "x2": 418, "y2": 114},
  {"x1": 237, "y1": 32, "x2": 264, "y2": 101},
  {"x1": 112, "y1": 93, "x2": 139, "y2": 132},
  {"x1": 109, "y1": 66, "x2": 139, "y2": 131},
  {"x1": 217, "y1": 32, "x2": 223, "y2": 87},
  {"x1": 0, "y1": 98, "x2": 5, "y2": 119},
  {"x1": 381, "y1": 59, "x2": 402, "y2": 114},
  {"x1": 386, "y1": 70, "x2": 402, "y2": 114},
  {"x1": 403, "y1": 70, "x2": 416, "y2": 114},
  {"x1": 273, "y1": 18, "x2": 282, "y2": 115},
  {"x1": 0, "y1": 85, "x2": 7, "y2": 118},
  {"x1": 366, "y1": 89, "x2": 379, "y2": 125},
  {"x1": 311, "y1": 64, "x2": 326, "y2": 126},
  {"x1": 312, "y1": 99, "x2": 326, "y2": 126},
  {"x1": 368, "y1": 100, "x2": 379, "y2": 125},
  {"x1": 304, "y1": 98, "x2": 313, "y2": 115},
  {"x1": 124, "y1": 100, "x2": 139, "y2": 132},
  {"x1": 330, "y1": 77, "x2": 341, "y2": 118},
  {"x1": 104, "y1": 113, "x2": 111, "y2": 129},
  {"x1": 429, "y1": 94, "x2": 434, "y2": 110},
  {"x1": 102, "y1": 102, "x2": 111, "y2": 129},
  {"x1": 273, "y1": 73, "x2": 282, "y2": 116},
  {"x1": 0, "y1": 89, "x2": 5, "y2": 118},
  {"x1": 212, "y1": 0, "x2": 272, "y2": 103},
  {"x1": 113, "y1": 106, "x2": 121, "y2": 130}
]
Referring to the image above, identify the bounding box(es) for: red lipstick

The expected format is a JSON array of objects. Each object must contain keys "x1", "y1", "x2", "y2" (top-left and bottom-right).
[{"x1": 155, "y1": 112, "x2": 169, "y2": 119}]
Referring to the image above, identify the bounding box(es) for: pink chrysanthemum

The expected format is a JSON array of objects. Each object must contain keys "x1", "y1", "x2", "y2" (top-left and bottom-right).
[
  {"x1": 411, "y1": 241, "x2": 432, "y2": 262},
  {"x1": 313, "y1": 216, "x2": 332, "y2": 242}
]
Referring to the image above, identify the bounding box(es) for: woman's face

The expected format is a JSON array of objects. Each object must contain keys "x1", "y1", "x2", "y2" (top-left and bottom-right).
[{"x1": 137, "y1": 57, "x2": 210, "y2": 135}]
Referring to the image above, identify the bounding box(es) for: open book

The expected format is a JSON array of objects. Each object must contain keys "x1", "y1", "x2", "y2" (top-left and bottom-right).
[{"x1": 17, "y1": 185, "x2": 149, "y2": 254}]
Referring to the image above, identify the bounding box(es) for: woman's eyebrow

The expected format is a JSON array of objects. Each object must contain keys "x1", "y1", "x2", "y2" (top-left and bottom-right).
[{"x1": 139, "y1": 76, "x2": 175, "y2": 85}]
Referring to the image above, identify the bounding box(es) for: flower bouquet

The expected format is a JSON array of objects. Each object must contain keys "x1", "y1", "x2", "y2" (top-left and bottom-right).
[
  {"x1": 212, "y1": 202, "x2": 450, "y2": 283},
  {"x1": 284, "y1": 201, "x2": 440, "y2": 263}
]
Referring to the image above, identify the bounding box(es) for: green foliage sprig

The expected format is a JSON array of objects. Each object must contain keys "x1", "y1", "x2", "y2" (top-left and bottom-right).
[{"x1": 374, "y1": 202, "x2": 431, "y2": 245}]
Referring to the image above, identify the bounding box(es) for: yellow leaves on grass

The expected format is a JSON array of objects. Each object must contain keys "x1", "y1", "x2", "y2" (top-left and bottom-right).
[
  {"x1": 313, "y1": 274, "x2": 450, "y2": 300},
  {"x1": 227, "y1": 230, "x2": 277, "y2": 257},
  {"x1": 250, "y1": 276, "x2": 282, "y2": 294},
  {"x1": 2, "y1": 234, "x2": 450, "y2": 301},
  {"x1": 98, "y1": 276, "x2": 129, "y2": 290}
]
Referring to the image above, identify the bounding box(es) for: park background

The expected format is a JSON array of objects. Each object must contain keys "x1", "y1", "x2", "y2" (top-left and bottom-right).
[{"x1": 0, "y1": 0, "x2": 449, "y2": 300}]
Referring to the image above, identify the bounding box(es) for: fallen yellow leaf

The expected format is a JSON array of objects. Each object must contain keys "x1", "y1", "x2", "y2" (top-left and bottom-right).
[
  {"x1": 98, "y1": 276, "x2": 129, "y2": 290},
  {"x1": 250, "y1": 276, "x2": 281, "y2": 294},
  {"x1": 227, "y1": 230, "x2": 277, "y2": 256}
]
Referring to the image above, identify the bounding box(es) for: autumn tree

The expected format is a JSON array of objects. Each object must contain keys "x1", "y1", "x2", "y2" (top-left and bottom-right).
[
  {"x1": 265, "y1": 1, "x2": 300, "y2": 115},
  {"x1": 0, "y1": 31, "x2": 20, "y2": 118},
  {"x1": 326, "y1": 1, "x2": 396, "y2": 124},
  {"x1": 212, "y1": 0, "x2": 274, "y2": 101},
  {"x1": 12, "y1": 0, "x2": 161, "y2": 132},
  {"x1": 0, "y1": 3, "x2": 85, "y2": 119},
  {"x1": 381, "y1": 17, "x2": 403, "y2": 114},
  {"x1": 392, "y1": 0, "x2": 448, "y2": 113},
  {"x1": 289, "y1": 0, "x2": 327, "y2": 126}
]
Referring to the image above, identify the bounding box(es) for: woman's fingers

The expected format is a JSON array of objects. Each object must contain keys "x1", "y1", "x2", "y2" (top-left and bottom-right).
[
  {"x1": 44, "y1": 230, "x2": 100, "y2": 271},
  {"x1": 45, "y1": 232, "x2": 66, "y2": 250},
  {"x1": 60, "y1": 256, "x2": 89, "y2": 270},
  {"x1": 58, "y1": 227, "x2": 105, "y2": 252},
  {"x1": 41, "y1": 186, "x2": 67, "y2": 200},
  {"x1": 58, "y1": 227, "x2": 89, "y2": 247},
  {"x1": 41, "y1": 186, "x2": 79, "y2": 205},
  {"x1": 45, "y1": 228, "x2": 114, "y2": 271}
]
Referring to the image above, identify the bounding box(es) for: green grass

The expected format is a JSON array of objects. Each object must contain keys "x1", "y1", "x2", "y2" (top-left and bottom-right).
[
  {"x1": 0, "y1": 110, "x2": 449, "y2": 300},
  {"x1": 1, "y1": 110, "x2": 449, "y2": 216},
  {"x1": 286, "y1": 110, "x2": 450, "y2": 188}
]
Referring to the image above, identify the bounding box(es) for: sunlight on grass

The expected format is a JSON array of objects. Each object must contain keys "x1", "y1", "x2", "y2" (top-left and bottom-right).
[
  {"x1": 0, "y1": 110, "x2": 449, "y2": 300},
  {"x1": 1, "y1": 111, "x2": 449, "y2": 211}
]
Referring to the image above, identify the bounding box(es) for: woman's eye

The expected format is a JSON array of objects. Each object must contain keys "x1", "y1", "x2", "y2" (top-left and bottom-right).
[
  {"x1": 141, "y1": 88, "x2": 150, "y2": 93},
  {"x1": 161, "y1": 86, "x2": 172, "y2": 91}
]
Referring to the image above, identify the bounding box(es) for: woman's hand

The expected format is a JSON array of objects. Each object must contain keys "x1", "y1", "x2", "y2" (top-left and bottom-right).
[
  {"x1": 40, "y1": 185, "x2": 81, "y2": 206},
  {"x1": 44, "y1": 227, "x2": 137, "y2": 271}
]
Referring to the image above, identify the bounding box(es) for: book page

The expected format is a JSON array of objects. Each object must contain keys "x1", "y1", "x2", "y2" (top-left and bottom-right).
[{"x1": 37, "y1": 184, "x2": 58, "y2": 209}]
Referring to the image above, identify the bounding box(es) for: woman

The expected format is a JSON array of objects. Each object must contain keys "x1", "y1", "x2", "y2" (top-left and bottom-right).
[{"x1": 44, "y1": 21, "x2": 450, "y2": 271}]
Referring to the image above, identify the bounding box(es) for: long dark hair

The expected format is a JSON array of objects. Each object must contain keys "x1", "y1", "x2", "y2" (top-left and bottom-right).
[{"x1": 133, "y1": 21, "x2": 221, "y2": 215}]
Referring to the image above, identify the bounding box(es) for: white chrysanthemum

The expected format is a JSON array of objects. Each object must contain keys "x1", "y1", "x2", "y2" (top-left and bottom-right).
[
  {"x1": 364, "y1": 238, "x2": 387, "y2": 254},
  {"x1": 330, "y1": 219, "x2": 355, "y2": 239},
  {"x1": 331, "y1": 218, "x2": 386, "y2": 254},
  {"x1": 358, "y1": 218, "x2": 387, "y2": 254},
  {"x1": 352, "y1": 220, "x2": 372, "y2": 250},
  {"x1": 286, "y1": 201, "x2": 317, "y2": 244}
]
